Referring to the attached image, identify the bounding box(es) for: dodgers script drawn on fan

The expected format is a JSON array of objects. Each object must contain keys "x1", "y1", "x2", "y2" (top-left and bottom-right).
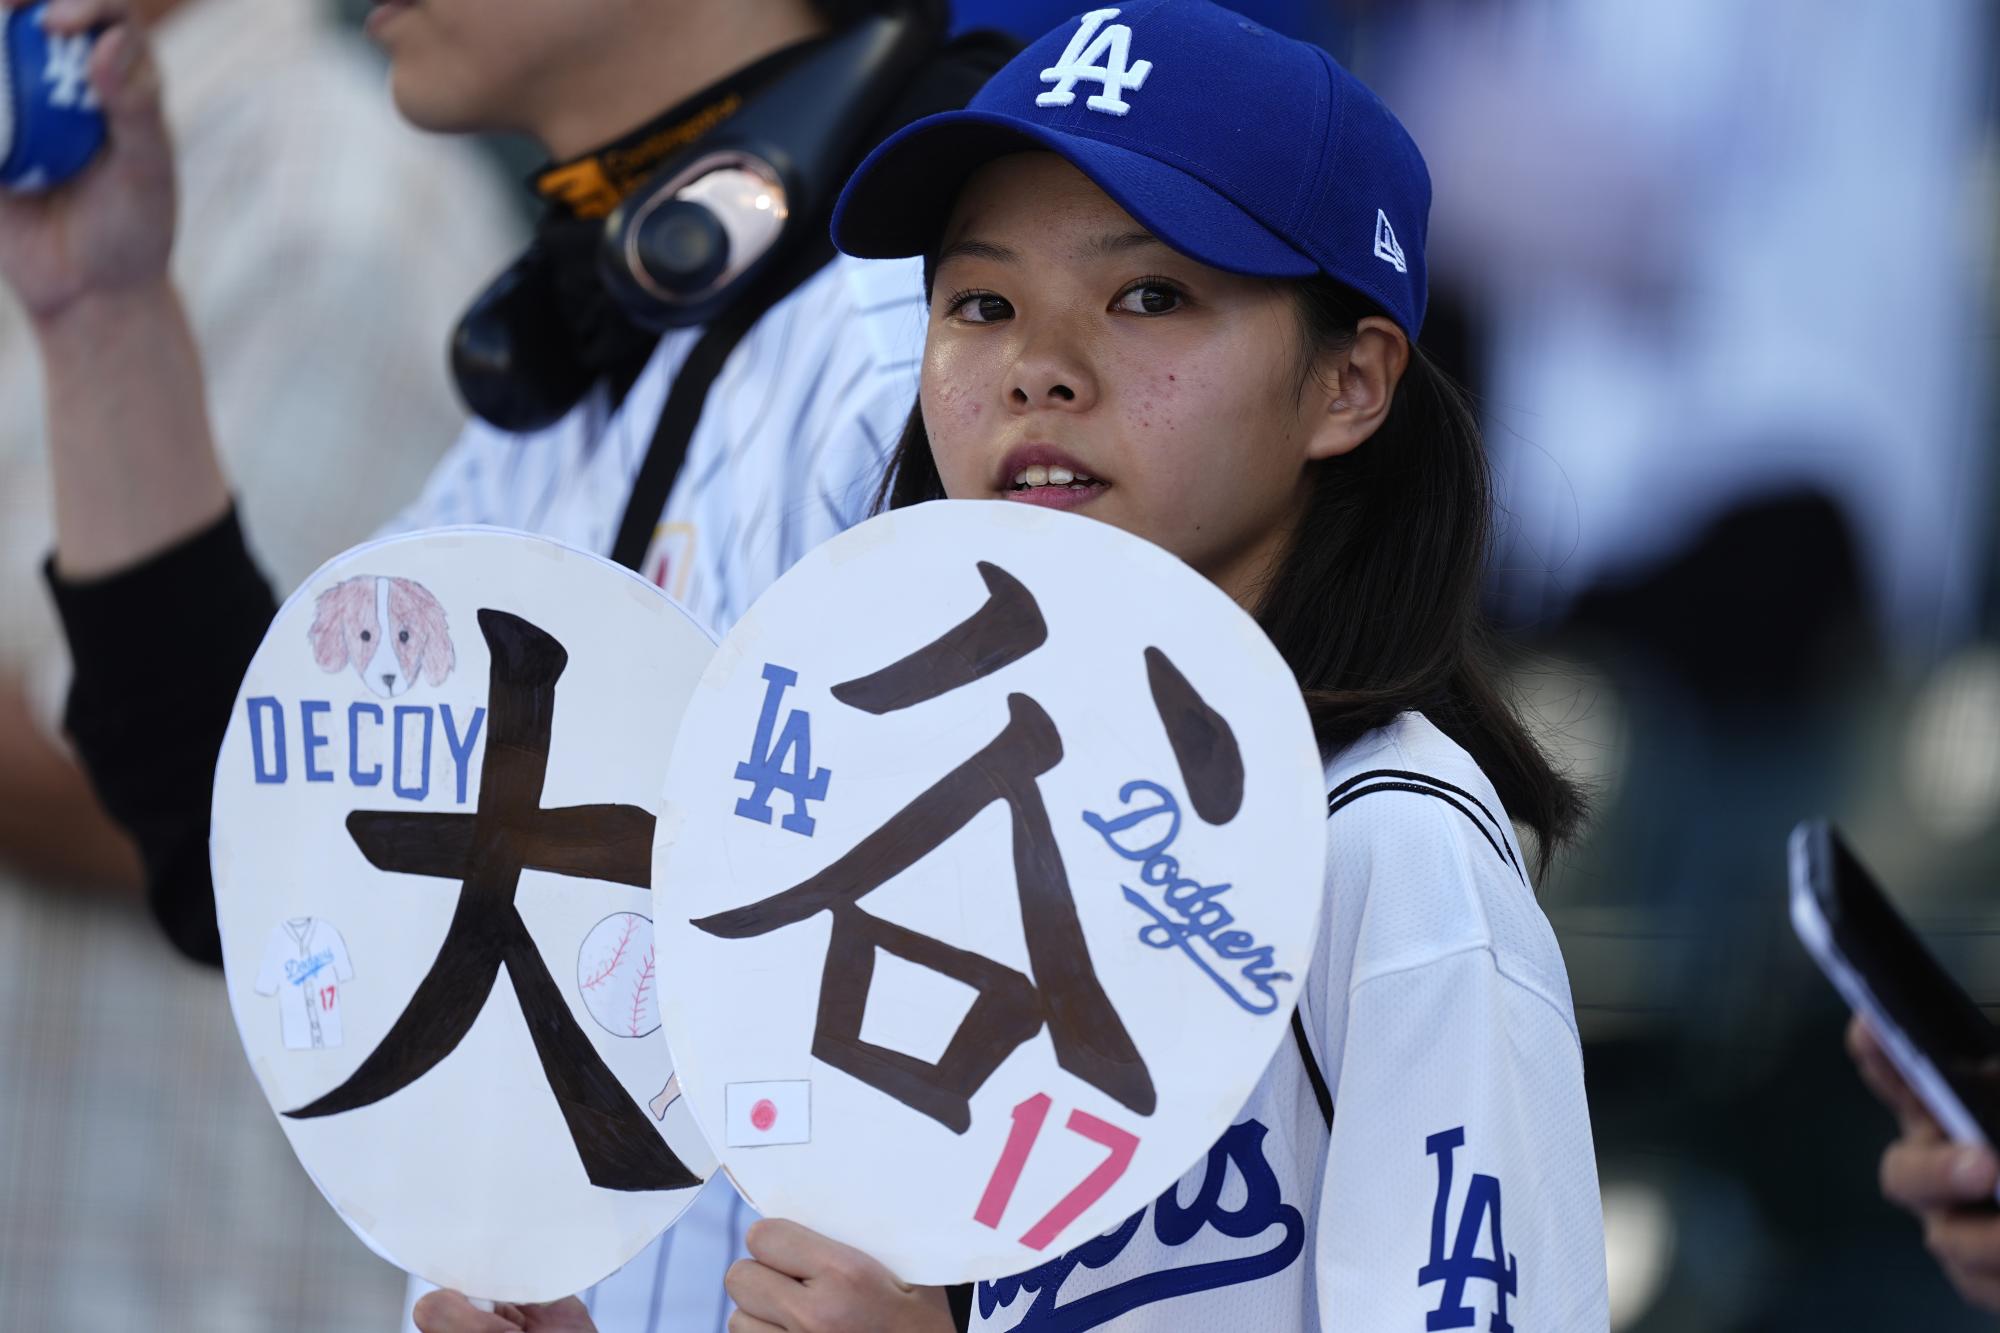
[
  {"x1": 653, "y1": 501, "x2": 1329, "y2": 1284},
  {"x1": 212, "y1": 528, "x2": 718, "y2": 1303}
]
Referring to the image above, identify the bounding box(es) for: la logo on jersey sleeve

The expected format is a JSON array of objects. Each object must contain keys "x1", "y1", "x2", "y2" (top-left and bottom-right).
[
  {"x1": 1422, "y1": 1126, "x2": 1520, "y2": 1331},
  {"x1": 212, "y1": 528, "x2": 720, "y2": 1303},
  {"x1": 652, "y1": 501, "x2": 1329, "y2": 1284}
]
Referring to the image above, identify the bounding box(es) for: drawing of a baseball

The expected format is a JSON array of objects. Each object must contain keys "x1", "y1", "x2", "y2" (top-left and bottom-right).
[{"x1": 577, "y1": 912, "x2": 659, "y2": 1038}]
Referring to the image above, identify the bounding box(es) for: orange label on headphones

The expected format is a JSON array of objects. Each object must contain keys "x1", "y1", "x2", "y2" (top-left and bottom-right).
[
  {"x1": 538, "y1": 159, "x2": 623, "y2": 219},
  {"x1": 536, "y1": 93, "x2": 746, "y2": 220}
]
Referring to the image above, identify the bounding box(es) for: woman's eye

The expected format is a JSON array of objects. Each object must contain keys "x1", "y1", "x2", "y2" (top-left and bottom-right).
[
  {"x1": 948, "y1": 291, "x2": 1013, "y2": 324},
  {"x1": 1114, "y1": 282, "x2": 1183, "y2": 316},
  {"x1": 359, "y1": 630, "x2": 372, "y2": 642}
]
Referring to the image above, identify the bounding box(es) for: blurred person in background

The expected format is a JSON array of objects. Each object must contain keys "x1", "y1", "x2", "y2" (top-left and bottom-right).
[
  {"x1": 0, "y1": 0, "x2": 519, "y2": 1328},
  {"x1": 1366, "y1": 1, "x2": 1997, "y2": 1327},
  {"x1": 0, "y1": 0, "x2": 518, "y2": 887},
  {"x1": 1366, "y1": 0, "x2": 1995, "y2": 1076},
  {"x1": 1848, "y1": 1016, "x2": 2000, "y2": 1314},
  {"x1": 1378, "y1": 0, "x2": 1992, "y2": 672},
  {"x1": 0, "y1": 0, "x2": 1011, "y2": 1328}
]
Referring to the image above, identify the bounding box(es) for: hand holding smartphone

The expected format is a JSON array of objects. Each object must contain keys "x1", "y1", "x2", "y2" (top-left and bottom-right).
[{"x1": 1790, "y1": 819, "x2": 2000, "y2": 1185}]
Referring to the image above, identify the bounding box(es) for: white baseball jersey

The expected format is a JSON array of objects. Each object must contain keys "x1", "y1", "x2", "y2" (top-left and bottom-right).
[
  {"x1": 971, "y1": 712, "x2": 1610, "y2": 1332},
  {"x1": 253, "y1": 917, "x2": 356, "y2": 1051},
  {"x1": 391, "y1": 254, "x2": 926, "y2": 639},
  {"x1": 392, "y1": 250, "x2": 926, "y2": 1331}
]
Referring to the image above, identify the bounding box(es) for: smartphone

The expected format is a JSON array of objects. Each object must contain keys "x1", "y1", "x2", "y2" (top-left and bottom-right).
[{"x1": 1789, "y1": 819, "x2": 2000, "y2": 1159}]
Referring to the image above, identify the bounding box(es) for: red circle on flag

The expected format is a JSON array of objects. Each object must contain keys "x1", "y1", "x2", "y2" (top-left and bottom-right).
[{"x1": 751, "y1": 1098, "x2": 778, "y2": 1132}]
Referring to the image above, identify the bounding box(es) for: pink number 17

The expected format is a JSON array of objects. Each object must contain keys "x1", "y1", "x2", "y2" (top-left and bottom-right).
[{"x1": 972, "y1": 1093, "x2": 1141, "y2": 1251}]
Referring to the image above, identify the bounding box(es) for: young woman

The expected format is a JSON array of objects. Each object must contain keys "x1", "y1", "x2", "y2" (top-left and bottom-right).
[
  {"x1": 707, "y1": 4, "x2": 1611, "y2": 1333},
  {"x1": 416, "y1": 4, "x2": 1609, "y2": 1331}
]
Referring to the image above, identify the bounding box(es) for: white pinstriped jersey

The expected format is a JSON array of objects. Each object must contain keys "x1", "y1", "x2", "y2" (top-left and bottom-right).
[
  {"x1": 971, "y1": 713, "x2": 1610, "y2": 1332},
  {"x1": 388, "y1": 252, "x2": 928, "y2": 638},
  {"x1": 392, "y1": 250, "x2": 926, "y2": 1333}
]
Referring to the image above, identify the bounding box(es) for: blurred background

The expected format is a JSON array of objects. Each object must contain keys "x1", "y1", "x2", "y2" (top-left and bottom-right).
[{"x1": 1, "y1": 0, "x2": 1995, "y2": 1328}]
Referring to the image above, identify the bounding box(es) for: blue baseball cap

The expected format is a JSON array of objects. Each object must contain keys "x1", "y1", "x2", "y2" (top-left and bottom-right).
[{"x1": 833, "y1": 0, "x2": 1431, "y2": 337}]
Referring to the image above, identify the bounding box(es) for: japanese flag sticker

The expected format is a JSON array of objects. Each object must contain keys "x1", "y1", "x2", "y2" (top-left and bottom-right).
[{"x1": 726, "y1": 1081, "x2": 812, "y2": 1147}]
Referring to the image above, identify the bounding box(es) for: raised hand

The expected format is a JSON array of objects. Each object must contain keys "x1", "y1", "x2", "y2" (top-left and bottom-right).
[{"x1": 0, "y1": 0, "x2": 175, "y2": 322}]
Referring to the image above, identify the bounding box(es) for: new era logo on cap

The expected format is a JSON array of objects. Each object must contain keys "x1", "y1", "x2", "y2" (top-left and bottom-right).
[{"x1": 1374, "y1": 210, "x2": 1407, "y2": 274}]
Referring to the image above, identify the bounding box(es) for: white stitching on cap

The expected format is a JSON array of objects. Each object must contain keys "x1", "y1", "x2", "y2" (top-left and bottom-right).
[{"x1": 1036, "y1": 8, "x2": 1153, "y2": 118}]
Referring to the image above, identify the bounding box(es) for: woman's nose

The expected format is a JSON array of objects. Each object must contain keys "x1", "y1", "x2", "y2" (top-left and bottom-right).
[
  {"x1": 1012, "y1": 381, "x2": 1078, "y2": 406},
  {"x1": 1006, "y1": 332, "x2": 1097, "y2": 412}
]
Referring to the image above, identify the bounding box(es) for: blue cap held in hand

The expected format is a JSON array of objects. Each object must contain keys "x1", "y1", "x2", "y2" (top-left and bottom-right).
[
  {"x1": 2, "y1": 1, "x2": 108, "y2": 194},
  {"x1": 834, "y1": 0, "x2": 1431, "y2": 337}
]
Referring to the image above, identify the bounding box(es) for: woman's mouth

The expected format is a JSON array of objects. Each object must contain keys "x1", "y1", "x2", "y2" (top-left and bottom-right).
[
  {"x1": 998, "y1": 448, "x2": 1110, "y2": 510},
  {"x1": 1005, "y1": 465, "x2": 1109, "y2": 510}
]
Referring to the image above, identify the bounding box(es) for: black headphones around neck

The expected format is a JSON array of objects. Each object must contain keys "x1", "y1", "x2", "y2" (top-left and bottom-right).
[{"x1": 449, "y1": 11, "x2": 943, "y2": 436}]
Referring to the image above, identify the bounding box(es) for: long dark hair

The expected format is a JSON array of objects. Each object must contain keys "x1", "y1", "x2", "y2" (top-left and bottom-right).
[{"x1": 875, "y1": 275, "x2": 1588, "y2": 860}]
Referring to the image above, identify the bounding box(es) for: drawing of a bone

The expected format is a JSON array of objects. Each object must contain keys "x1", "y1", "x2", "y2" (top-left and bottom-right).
[{"x1": 651, "y1": 1074, "x2": 682, "y2": 1121}]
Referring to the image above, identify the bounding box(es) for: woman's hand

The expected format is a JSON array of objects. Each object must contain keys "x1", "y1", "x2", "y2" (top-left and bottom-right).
[
  {"x1": 412, "y1": 1290, "x2": 598, "y2": 1333},
  {"x1": 725, "y1": 1218, "x2": 955, "y2": 1333},
  {"x1": 1847, "y1": 1015, "x2": 2000, "y2": 1311},
  {"x1": 0, "y1": 0, "x2": 177, "y2": 323}
]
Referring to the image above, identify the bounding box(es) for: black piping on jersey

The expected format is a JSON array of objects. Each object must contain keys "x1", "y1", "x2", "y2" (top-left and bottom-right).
[
  {"x1": 607, "y1": 227, "x2": 838, "y2": 571},
  {"x1": 1292, "y1": 770, "x2": 1527, "y2": 1133},
  {"x1": 1325, "y1": 769, "x2": 1526, "y2": 885},
  {"x1": 1292, "y1": 1008, "x2": 1334, "y2": 1128}
]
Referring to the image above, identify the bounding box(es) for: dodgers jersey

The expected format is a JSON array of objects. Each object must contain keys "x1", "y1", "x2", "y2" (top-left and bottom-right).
[
  {"x1": 393, "y1": 251, "x2": 926, "y2": 1333},
  {"x1": 251, "y1": 916, "x2": 356, "y2": 1052},
  {"x1": 972, "y1": 713, "x2": 1610, "y2": 1332}
]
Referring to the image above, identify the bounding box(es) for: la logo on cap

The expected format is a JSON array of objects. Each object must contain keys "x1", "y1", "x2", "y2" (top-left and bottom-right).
[
  {"x1": 1374, "y1": 209, "x2": 1407, "y2": 274},
  {"x1": 1037, "y1": 8, "x2": 1153, "y2": 118}
]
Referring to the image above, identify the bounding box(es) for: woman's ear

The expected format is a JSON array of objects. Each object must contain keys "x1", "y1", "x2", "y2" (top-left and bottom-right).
[{"x1": 1303, "y1": 316, "x2": 1411, "y2": 462}]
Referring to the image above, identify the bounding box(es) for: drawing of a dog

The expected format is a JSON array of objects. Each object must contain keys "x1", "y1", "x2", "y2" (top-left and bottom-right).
[{"x1": 308, "y1": 576, "x2": 454, "y2": 698}]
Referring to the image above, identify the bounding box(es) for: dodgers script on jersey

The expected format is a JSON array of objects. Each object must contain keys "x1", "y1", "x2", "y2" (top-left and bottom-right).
[{"x1": 971, "y1": 715, "x2": 1610, "y2": 1332}]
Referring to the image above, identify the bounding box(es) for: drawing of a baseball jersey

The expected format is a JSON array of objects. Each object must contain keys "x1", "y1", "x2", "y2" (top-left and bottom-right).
[
  {"x1": 254, "y1": 917, "x2": 356, "y2": 1050},
  {"x1": 972, "y1": 714, "x2": 1611, "y2": 1331}
]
